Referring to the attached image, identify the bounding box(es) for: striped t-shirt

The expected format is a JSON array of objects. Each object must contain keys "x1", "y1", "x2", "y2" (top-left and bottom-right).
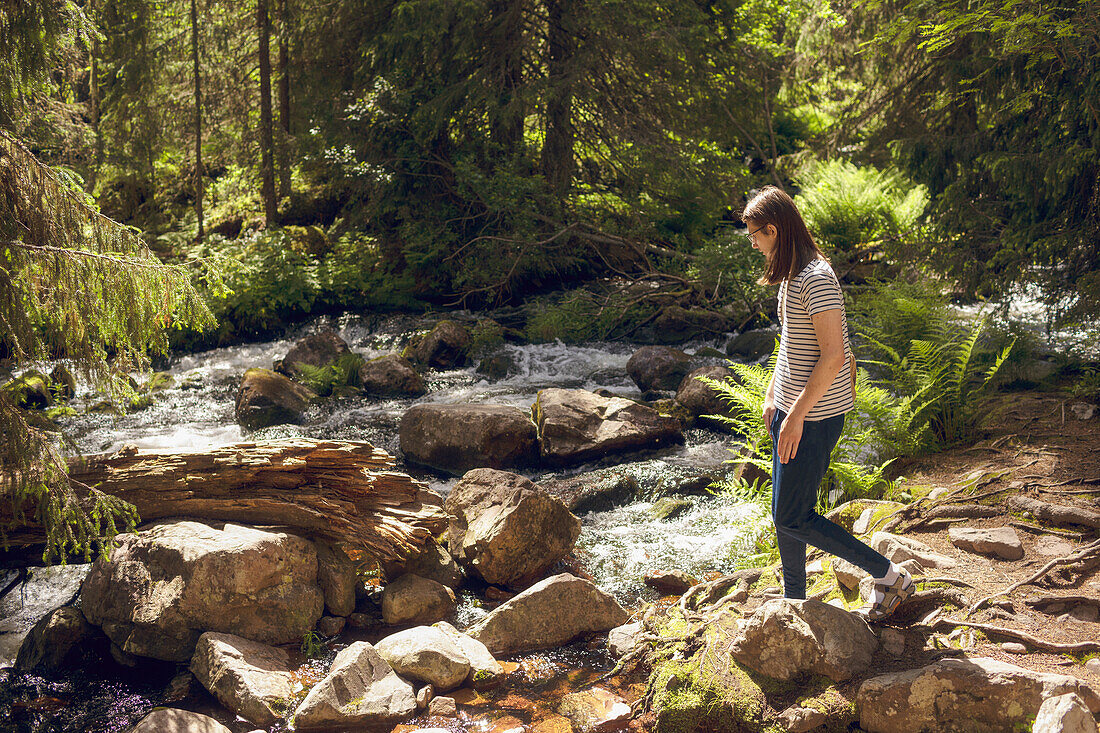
[{"x1": 774, "y1": 258, "x2": 855, "y2": 420}]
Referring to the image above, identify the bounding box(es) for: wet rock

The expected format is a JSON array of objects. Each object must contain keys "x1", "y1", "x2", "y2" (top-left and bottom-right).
[
  {"x1": 110, "y1": 642, "x2": 139, "y2": 667},
  {"x1": 427, "y1": 696, "x2": 457, "y2": 717},
  {"x1": 476, "y1": 353, "x2": 514, "y2": 380},
  {"x1": 189, "y1": 632, "x2": 294, "y2": 726},
  {"x1": 375, "y1": 626, "x2": 471, "y2": 691},
  {"x1": 399, "y1": 403, "x2": 538, "y2": 474},
  {"x1": 15, "y1": 606, "x2": 104, "y2": 673},
  {"x1": 725, "y1": 328, "x2": 778, "y2": 361},
  {"x1": 407, "y1": 320, "x2": 472, "y2": 369},
  {"x1": 381, "y1": 574, "x2": 457, "y2": 626},
  {"x1": 292, "y1": 641, "x2": 417, "y2": 731},
  {"x1": 81, "y1": 521, "x2": 323, "y2": 661},
  {"x1": 49, "y1": 364, "x2": 76, "y2": 401},
  {"x1": 626, "y1": 346, "x2": 693, "y2": 392},
  {"x1": 163, "y1": 671, "x2": 195, "y2": 703},
  {"x1": 383, "y1": 537, "x2": 465, "y2": 589},
  {"x1": 870, "y1": 531, "x2": 957, "y2": 570},
  {"x1": 130, "y1": 708, "x2": 232, "y2": 733},
  {"x1": 317, "y1": 615, "x2": 345, "y2": 637},
  {"x1": 315, "y1": 540, "x2": 357, "y2": 617},
  {"x1": 558, "y1": 686, "x2": 632, "y2": 732},
  {"x1": 675, "y1": 365, "x2": 734, "y2": 418},
  {"x1": 273, "y1": 328, "x2": 351, "y2": 381},
  {"x1": 644, "y1": 570, "x2": 697, "y2": 595},
  {"x1": 608, "y1": 621, "x2": 643, "y2": 659},
  {"x1": 728, "y1": 599, "x2": 879, "y2": 682},
  {"x1": 433, "y1": 621, "x2": 505, "y2": 690},
  {"x1": 234, "y1": 368, "x2": 316, "y2": 430},
  {"x1": 539, "y1": 469, "x2": 640, "y2": 514},
  {"x1": 530, "y1": 715, "x2": 575, "y2": 733},
  {"x1": 446, "y1": 468, "x2": 581, "y2": 588},
  {"x1": 649, "y1": 497, "x2": 693, "y2": 520},
  {"x1": 1033, "y1": 692, "x2": 1096, "y2": 733},
  {"x1": 484, "y1": 586, "x2": 514, "y2": 602},
  {"x1": 358, "y1": 354, "x2": 427, "y2": 397},
  {"x1": 533, "y1": 388, "x2": 682, "y2": 465},
  {"x1": 6, "y1": 370, "x2": 52, "y2": 409},
  {"x1": 857, "y1": 657, "x2": 1100, "y2": 733},
  {"x1": 948, "y1": 526, "x2": 1024, "y2": 561},
  {"x1": 468, "y1": 573, "x2": 630, "y2": 656},
  {"x1": 644, "y1": 305, "x2": 731, "y2": 344},
  {"x1": 778, "y1": 705, "x2": 829, "y2": 733}
]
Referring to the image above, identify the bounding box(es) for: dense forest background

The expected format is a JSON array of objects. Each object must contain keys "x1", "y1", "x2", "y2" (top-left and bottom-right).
[{"x1": 2, "y1": 0, "x2": 1098, "y2": 348}]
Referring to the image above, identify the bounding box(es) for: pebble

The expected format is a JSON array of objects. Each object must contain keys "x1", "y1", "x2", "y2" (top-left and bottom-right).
[
  {"x1": 1086, "y1": 658, "x2": 1100, "y2": 673},
  {"x1": 1002, "y1": 642, "x2": 1028, "y2": 654}
]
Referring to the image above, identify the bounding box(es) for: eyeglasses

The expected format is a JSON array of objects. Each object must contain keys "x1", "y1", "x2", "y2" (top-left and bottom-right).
[{"x1": 743, "y1": 225, "x2": 765, "y2": 242}]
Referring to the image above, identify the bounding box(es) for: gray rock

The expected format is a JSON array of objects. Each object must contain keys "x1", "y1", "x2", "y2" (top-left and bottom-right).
[
  {"x1": 315, "y1": 540, "x2": 357, "y2": 617},
  {"x1": 468, "y1": 573, "x2": 630, "y2": 656},
  {"x1": 0, "y1": 562, "x2": 91, "y2": 666},
  {"x1": 15, "y1": 606, "x2": 103, "y2": 673},
  {"x1": 607, "y1": 621, "x2": 643, "y2": 659},
  {"x1": 879, "y1": 627, "x2": 906, "y2": 656},
  {"x1": 1033, "y1": 692, "x2": 1096, "y2": 733},
  {"x1": 433, "y1": 621, "x2": 504, "y2": 690},
  {"x1": 445, "y1": 468, "x2": 580, "y2": 588},
  {"x1": 407, "y1": 320, "x2": 471, "y2": 369},
  {"x1": 539, "y1": 469, "x2": 641, "y2": 514},
  {"x1": 870, "y1": 531, "x2": 957, "y2": 570},
  {"x1": 381, "y1": 574, "x2": 456, "y2": 626},
  {"x1": 626, "y1": 346, "x2": 693, "y2": 392},
  {"x1": 383, "y1": 537, "x2": 465, "y2": 589},
  {"x1": 675, "y1": 365, "x2": 734, "y2": 418},
  {"x1": 725, "y1": 328, "x2": 778, "y2": 361},
  {"x1": 427, "y1": 696, "x2": 457, "y2": 717},
  {"x1": 948, "y1": 526, "x2": 1025, "y2": 561},
  {"x1": 292, "y1": 641, "x2": 416, "y2": 731},
  {"x1": 1002, "y1": 642, "x2": 1028, "y2": 654},
  {"x1": 189, "y1": 632, "x2": 294, "y2": 726},
  {"x1": 399, "y1": 403, "x2": 538, "y2": 474},
  {"x1": 728, "y1": 599, "x2": 879, "y2": 682},
  {"x1": 234, "y1": 368, "x2": 317, "y2": 430},
  {"x1": 130, "y1": 708, "x2": 232, "y2": 733},
  {"x1": 317, "y1": 615, "x2": 346, "y2": 637},
  {"x1": 1070, "y1": 403, "x2": 1096, "y2": 421},
  {"x1": 375, "y1": 626, "x2": 471, "y2": 691},
  {"x1": 533, "y1": 388, "x2": 682, "y2": 465},
  {"x1": 416, "y1": 683, "x2": 433, "y2": 709},
  {"x1": 830, "y1": 557, "x2": 866, "y2": 590},
  {"x1": 857, "y1": 657, "x2": 1100, "y2": 732},
  {"x1": 359, "y1": 354, "x2": 426, "y2": 397},
  {"x1": 81, "y1": 521, "x2": 323, "y2": 661},
  {"x1": 778, "y1": 705, "x2": 829, "y2": 733},
  {"x1": 273, "y1": 328, "x2": 351, "y2": 381},
  {"x1": 1035, "y1": 536, "x2": 1075, "y2": 557}
]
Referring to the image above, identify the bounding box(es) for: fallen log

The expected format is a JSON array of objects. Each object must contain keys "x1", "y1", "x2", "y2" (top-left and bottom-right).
[{"x1": 3, "y1": 439, "x2": 448, "y2": 563}]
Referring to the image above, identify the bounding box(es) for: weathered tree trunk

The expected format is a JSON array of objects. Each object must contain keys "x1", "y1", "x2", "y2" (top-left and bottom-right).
[
  {"x1": 257, "y1": 0, "x2": 277, "y2": 225},
  {"x1": 276, "y1": 0, "x2": 291, "y2": 199},
  {"x1": 4, "y1": 440, "x2": 447, "y2": 563},
  {"x1": 89, "y1": 0, "x2": 101, "y2": 193},
  {"x1": 191, "y1": 0, "x2": 205, "y2": 242},
  {"x1": 487, "y1": 0, "x2": 525, "y2": 160},
  {"x1": 541, "y1": 0, "x2": 575, "y2": 197}
]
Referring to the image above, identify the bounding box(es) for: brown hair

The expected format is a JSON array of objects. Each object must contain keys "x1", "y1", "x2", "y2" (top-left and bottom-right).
[{"x1": 742, "y1": 185, "x2": 827, "y2": 285}]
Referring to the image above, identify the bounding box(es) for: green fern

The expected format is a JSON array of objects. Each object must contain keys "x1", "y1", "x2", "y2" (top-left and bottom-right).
[{"x1": 293, "y1": 353, "x2": 365, "y2": 397}]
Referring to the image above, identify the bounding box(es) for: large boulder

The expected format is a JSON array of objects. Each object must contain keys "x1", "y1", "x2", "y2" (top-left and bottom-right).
[
  {"x1": 0, "y1": 563, "x2": 90, "y2": 665},
  {"x1": 189, "y1": 632, "x2": 294, "y2": 726},
  {"x1": 857, "y1": 657, "x2": 1100, "y2": 733},
  {"x1": 375, "y1": 626, "x2": 471, "y2": 691},
  {"x1": 728, "y1": 599, "x2": 879, "y2": 682},
  {"x1": 407, "y1": 320, "x2": 472, "y2": 369},
  {"x1": 315, "y1": 540, "x2": 357, "y2": 617},
  {"x1": 467, "y1": 573, "x2": 629, "y2": 656},
  {"x1": 273, "y1": 328, "x2": 352, "y2": 381},
  {"x1": 642, "y1": 306, "x2": 732, "y2": 344},
  {"x1": 539, "y1": 469, "x2": 640, "y2": 514},
  {"x1": 445, "y1": 468, "x2": 581, "y2": 588},
  {"x1": 626, "y1": 346, "x2": 693, "y2": 392},
  {"x1": 676, "y1": 366, "x2": 734, "y2": 418},
  {"x1": 234, "y1": 368, "x2": 316, "y2": 431},
  {"x1": 1033, "y1": 693, "x2": 1097, "y2": 733},
  {"x1": 130, "y1": 708, "x2": 232, "y2": 733},
  {"x1": 15, "y1": 606, "x2": 105, "y2": 673},
  {"x1": 292, "y1": 641, "x2": 417, "y2": 731},
  {"x1": 399, "y1": 403, "x2": 538, "y2": 474},
  {"x1": 81, "y1": 521, "x2": 324, "y2": 661},
  {"x1": 433, "y1": 621, "x2": 504, "y2": 690},
  {"x1": 725, "y1": 328, "x2": 779, "y2": 361},
  {"x1": 382, "y1": 537, "x2": 465, "y2": 589},
  {"x1": 381, "y1": 574, "x2": 457, "y2": 626},
  {"x1": 358, "y1": 354, "x2": 427, "y2": 397},
  {"x1": 533, "y1": 388, "x2": 682, "y2": 465}
]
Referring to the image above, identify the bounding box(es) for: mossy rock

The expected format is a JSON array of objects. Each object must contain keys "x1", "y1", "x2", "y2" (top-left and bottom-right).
[
  {"x1": 145, "y1": 371, "x2": 175, "y2": 392},
  {"x1": 651, "y1": 398, "x2": 693, "y2": 426},
  {"x1": 3, "y1": 370, "x2": 52, "y2": 409},
  {"x1": 824, "y1": 499, "x2": 904, "y2": 534},
  {"x1": 650, "y1": 497, "x2": 694, "y2": 521}
]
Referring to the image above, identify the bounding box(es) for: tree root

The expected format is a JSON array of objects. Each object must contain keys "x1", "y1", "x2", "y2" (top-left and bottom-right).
[
  {"x1": 1009, "y1": 520, "x2": 1088, "y2": 540},
  {"x1": 679, "y1": 568, "x2": 764, "y2": 614},
  {"x1": 933, "y1": 618, "x2": 1100, "y2": 655},
  {"x1": 890, "y1": 588, "x2": 971, "y2": 626},
  {"x1": 1007, "y1": 494, "x2": 1100, "y2": 530},
  {"x1": 967, "y1": 538, "x2": 1100, "y2": 616},
  {"x1": 1023, "y1": 595, "x2": 1100, "y2": 612}
]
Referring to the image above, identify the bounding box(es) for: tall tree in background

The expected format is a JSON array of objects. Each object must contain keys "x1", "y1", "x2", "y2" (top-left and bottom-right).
[
  {"x1": 191, "y1": 0, "x2": 205, "y2": 241},
  {"x1": 257, "y1": 0, "x2": 277, "y2": 225},
  {"x1": 541, "y1": 0, "x2": 575, "y2": 197},
  {"x1": 276, "y1": 0, "x2": 291, "y2": 199}
]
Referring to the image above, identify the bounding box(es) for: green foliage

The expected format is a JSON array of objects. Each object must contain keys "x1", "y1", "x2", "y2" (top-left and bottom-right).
[
  {"x1": 524, "y1": 287, "x2": 661, "y2": 343},
  {"x1": 794, "y1": 159, "x2": 928, "y2": 265},
  {"x1": 468, "y1": 319, "x2": 505, "y2": 356},
  {"x1": 847, "y1": 278, "x2": 954, "y2": 375},
  {"x1": 301, "y1": 630, "x2": 324, "y2": 656},
  {"x1": 293, "y1": 353, "x2": 365, "y2": 397},
  {"x1": 687, "y1": 230, "x2": 769, "y2": 312}
]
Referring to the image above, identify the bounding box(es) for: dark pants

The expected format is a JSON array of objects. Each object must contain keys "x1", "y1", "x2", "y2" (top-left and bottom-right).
[{"x1": 770, "y1": 408, "x2": 891, "y2": 599}]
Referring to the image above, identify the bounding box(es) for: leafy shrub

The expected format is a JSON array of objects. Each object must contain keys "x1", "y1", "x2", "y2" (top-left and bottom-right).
[
  {"x1": 293, "y1": 353, "x2": 365, "y2": 397},
  {"x1": 524, "y1": 287, "x2": 660, "y2": 343},
  {"x1": 687, "y1": 230, "x2": 769, "y2": 312},
  {"x1": 847, "y1": 278, "x2": 953, "y2": 368}
]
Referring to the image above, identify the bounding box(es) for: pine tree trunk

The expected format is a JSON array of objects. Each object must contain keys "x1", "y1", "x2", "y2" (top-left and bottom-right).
[
  {"x1": 258, "y1": 0, "x2": 277, "y2": 225},
  {"x1": 191, "y1": 0, "x2": 205, "y2": 242},
  {"x1": 541, "y1": 0, "x2": 574, "y2": 197},
  {"x1": 276, "y1": 0, "x2": 291, "y2": 199},
  {"x1": 488, "y1": 0, "x2": 524, "y2": 160},
  {"x1": 89, "y1": 0, "x2": 101, "y2": 194}
]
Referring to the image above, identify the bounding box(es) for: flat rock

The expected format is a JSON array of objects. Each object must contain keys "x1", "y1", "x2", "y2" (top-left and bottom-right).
[
  {"x1": 381, "y1": 574, "x2": 456, "y2": 626},
  {"x1": 189, "y1": 632, "x2": 294, "y2": 726},
  {"x1": 433, "y1": 621, "x2": 504, "y2": 690},
  {"x1": 130, "y1": 708, "x2": 232, "y2": 733},
  {"x1": 533, "y1": 388, "x2": 682, "y2": 465},
  {"x1": 445, "y1": 468, "x2": 580, "y2": 588},
  {"x1": 292, "y1": 641, "x2": 416, "y2": 731},
  {"x1": 234, "y1": 368, "x2": 317, "y2": 431},
  {"x1": 948, "y1": 526, "x2": 1024, "y2": 560},
  {"x1": 1033, "y1": 692, "x2": 1096, "y2": 733},
  {"x1": 1035, "y1": 536, "x2": 1074, "y2": 557},
  {"x1": 375, "y1": 626, "x2": 470, "y2": 691},
  {"x1": 468, "y1": 573, "x2": 630, "y2": 656},
  {"x1": 81, "y1": 521, "x2": 323, "y2": 661},
  {"x1": 857, "y1": 657, "x2": 1100, "y2": 732},
  {"x1": 399, "y1": 403, "x2": 538, "y2": 474},
  {"x1": 728, "y1": 599, "x2": 879, "y2": 682},
  {"x1": 870, "y1": 531, "x2": 957, "y2": 570}
]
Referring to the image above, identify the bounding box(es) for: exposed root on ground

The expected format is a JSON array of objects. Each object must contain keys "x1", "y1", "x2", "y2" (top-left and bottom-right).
[
  {"x1": 933, "y1": 618, "x2": 1100, "y2": 655},
  {"x1": 967, "y1": 538, "x2": 1100, "y2": 616}
]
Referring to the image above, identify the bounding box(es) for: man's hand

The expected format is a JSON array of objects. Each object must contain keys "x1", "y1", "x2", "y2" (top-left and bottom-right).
[{"x1": 777, "y1": 413, "x2": 804, "y2": 464}]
